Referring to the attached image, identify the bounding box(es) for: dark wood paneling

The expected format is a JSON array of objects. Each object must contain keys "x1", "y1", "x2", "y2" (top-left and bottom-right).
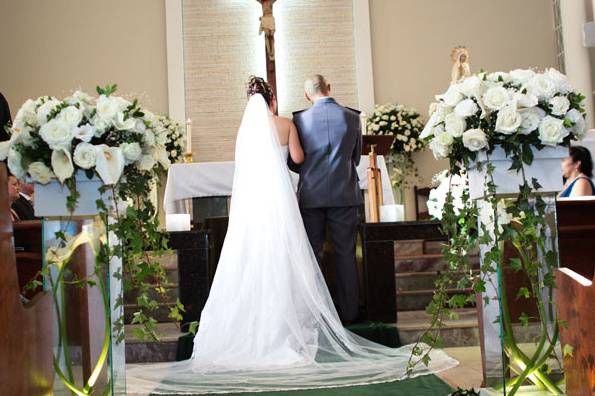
[{"x1": 0, "y1": 164, "x2": 53, "y2": 395}]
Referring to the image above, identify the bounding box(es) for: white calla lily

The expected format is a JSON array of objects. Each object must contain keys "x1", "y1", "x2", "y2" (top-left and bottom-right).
[
  {"x1": 51, "y1": 148, "x2": 75, "y2": 183},
  {"x1": 94, "y1": 144, "x2": 125, "y2": 185}
]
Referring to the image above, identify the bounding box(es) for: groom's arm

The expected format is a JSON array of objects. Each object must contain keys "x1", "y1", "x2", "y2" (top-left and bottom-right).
[
  {"x1": 351, "y1": 112, "x2": 362, "y2": 167},
  {"x1": 288, "y1": 110, "x2": 304, "y2": 173}
]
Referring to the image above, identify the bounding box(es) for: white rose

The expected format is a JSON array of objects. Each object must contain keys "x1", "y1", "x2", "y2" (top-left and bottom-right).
[
  {"x1": 454, "y1": 99, "x2": 479, "y2": 118},
  {"x1": 538, "y1": 116, "x2": 569, "y2": 146},
  {"x1": 548, "y1": 96, "x2": 570, "y2": 116},
  {"x1": 57, "y1": 105, "x2": 84, "y2": 126},
  {"x1": 113, "y1": 112, "x2": 137, "y2": 131},
  {"x1": 135, "y1": 119, "x2": 147, "y2": 133},
  {"x1": 92, "y1": 115, "x2": 110, "y2": 136},
  {"x1": 372, "y1": 124, "x2": 380, "y2": 132},
  {"x1": 14, "y1": 99, "x2": 38, "y2": 127},
  {"x1": 444, "y1": 113, "x2": 466, "y2": 138},
  {"x1": 439, "y1": 84, "x2": 464, "y2": 107},
  {"x1": 513, "y1": 92, "x2": 538, "y2": 108},
  {"x1": 379, "y1": 121, "x2": 388, "y2": 126},
  {"x1": 487, "y1": 72, "x2": 511, "y2": 83},
  {"x1": 74, "y1": 124, "x2": 96, "y2": 142},
  {"x1": 495, "y1": 103, "x2": 523, "y2": 134},
  {"x1": 462, "y1": 128, "x2": 488, "y2": 151},
  {"x1": 7, "y1": 147, "x2": 26, "y2": 180},
  {"x1": 73, "y1": 143, "x2": 97, "y2": 169},
  {"x1": 520, "y1": 107, "x2": 545, "y2": 135},
  {"x1": 39, "y1": 119, "x2": 74, "y2": 150},
  {"x1": 381, "y1": 115, "x2": 388, "y2": 121},
  {"x1": 36, "y1": 98, "x2": 62, "y2": 124},
  {"x1": 460, "y1": 76, "x2": 482, "y2": 97},
  {"x1": 483, "y1": 86, "x2": 510, "y2": 110},
  {"x1": 565, "y1": 109, "x2": 586, "y2": 137},
  {"x1": 28, "y1": 162, "x2": 54, "y2": 184},
  {"x1": 51, "y1": 148, "x2": 75, "y2": 183},
  {"x1": 390, "y1": 115, "x2": 396, "y2": 121},
  {"x1": 96, "y1": 95, "x2": 129, "y2": 121},
  {"x1": 137, "y1": 154, "x2": 156, "y2": 171},
  {"x1": 545, "y1": 68, "x2": 572, "y2": 94},
  {"x1": 153, "y1": 145, "x2": 171, "y2": 169},
  {"x1": 121, "y1": 142, "x2": 142, "y2": 163},
  {"x1": 509, "y1": 69, "x2": 536, "y2": 85},
  {"x1": 429, "y1": 132, "x2": 454, "y2": 159},
  {"x1": 527, "y1": 74, "x2": 556, "y2": 100}
]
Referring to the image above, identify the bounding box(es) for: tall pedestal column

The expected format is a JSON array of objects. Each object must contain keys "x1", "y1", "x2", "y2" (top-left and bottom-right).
[{"x1": 560, "y1": 0, "x2": 595, "y2": 127}]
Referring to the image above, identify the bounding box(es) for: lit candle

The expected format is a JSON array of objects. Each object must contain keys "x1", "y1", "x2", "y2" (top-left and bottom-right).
[
  {"x1": 186, "y1": 118, "x2": 192, "y2": 154},
  {"x1": 361, "y1": 113, "x2": 367, "y2": 135}
]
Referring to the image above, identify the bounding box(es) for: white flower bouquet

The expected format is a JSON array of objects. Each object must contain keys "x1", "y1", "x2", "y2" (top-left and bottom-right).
[
  {"x1": 157, "y1": 115, "x2": 185, "y2": 164},
  {"x1": 1, "y1": 85, "x2": 171, "y2": 189},
  {"x1": 367, "y1": 103, "x2": 426, "y2": 195},
  {"x1": 421, "y1": 68, "x2": 587, "y2": 167}
]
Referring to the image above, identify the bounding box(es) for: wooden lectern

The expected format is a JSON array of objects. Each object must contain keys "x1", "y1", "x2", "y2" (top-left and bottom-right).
[{"x1": 555, "y1": 198, "x2": 595, "y2": 395}]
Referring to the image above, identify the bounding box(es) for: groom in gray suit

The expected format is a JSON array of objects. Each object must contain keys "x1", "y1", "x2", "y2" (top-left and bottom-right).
[{"x1": 291, "y1": 75, "x2": 363, "y2": 323}]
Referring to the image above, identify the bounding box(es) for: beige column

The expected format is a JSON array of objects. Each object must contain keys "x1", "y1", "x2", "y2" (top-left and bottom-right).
[{"x1": 560, "y1": 0, "x2": 594, "y2": 127}]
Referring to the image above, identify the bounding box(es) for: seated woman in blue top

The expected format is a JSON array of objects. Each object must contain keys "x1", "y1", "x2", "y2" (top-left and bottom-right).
[{"x1": 558, "y1": 146, "x2": 594, "y2": 198}]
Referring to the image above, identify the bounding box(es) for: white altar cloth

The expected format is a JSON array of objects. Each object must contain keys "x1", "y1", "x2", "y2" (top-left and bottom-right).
[{"x1": 164, "y1": 156, "x2": 394, "y2": 214}]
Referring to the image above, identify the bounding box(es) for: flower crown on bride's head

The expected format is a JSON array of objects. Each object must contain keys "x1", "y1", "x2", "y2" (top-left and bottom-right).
[{"x1": 246, "y1": 76, "x2": 274, "y2": 106}]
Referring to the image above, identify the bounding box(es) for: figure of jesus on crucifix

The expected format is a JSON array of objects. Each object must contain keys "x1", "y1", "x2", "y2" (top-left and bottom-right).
[{"x1": 257, "y1": 0, "x2": 278, "y2": 100}]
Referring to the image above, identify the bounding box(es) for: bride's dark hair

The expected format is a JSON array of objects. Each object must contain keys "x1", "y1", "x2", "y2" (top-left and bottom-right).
[{"x1": 246, "y1": 76, "x2": 274, "y2": 106}]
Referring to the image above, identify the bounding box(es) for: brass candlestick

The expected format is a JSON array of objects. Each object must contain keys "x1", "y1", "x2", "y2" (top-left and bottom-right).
[{"x1": 183, "y1": 152, "x2": 194, "y2": 163}]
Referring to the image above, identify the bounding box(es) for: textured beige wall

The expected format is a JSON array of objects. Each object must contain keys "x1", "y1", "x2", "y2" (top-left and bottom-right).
[
  {"x1": 182, "y1": 0, "x2": 358, "y2": 162},
  {"x1": 369, "y1": 0, "x2": 558, "y2": 219},
  {"x1": 0, "y1": 0, "x2": 168, "y2": 117},
  {"x1": 276, "y1": 0, "x2": 358, "y2": 117},
  {"x1": 183, "y1": 0, "x2": 264, "y2": 163}
]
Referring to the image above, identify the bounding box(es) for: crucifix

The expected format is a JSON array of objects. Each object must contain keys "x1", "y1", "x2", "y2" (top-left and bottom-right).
[{"x1": 257, "y1": 0, "x2": 278, "y2": 102}]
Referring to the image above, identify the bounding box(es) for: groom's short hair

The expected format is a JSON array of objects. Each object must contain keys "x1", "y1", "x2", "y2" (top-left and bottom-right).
[{"x1": 304, "y1": 75, "x2": 329, "y2": 97}]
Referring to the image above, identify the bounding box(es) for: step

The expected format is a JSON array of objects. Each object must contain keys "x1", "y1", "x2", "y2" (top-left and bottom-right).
[
  {"x1": 394, "y1": 239, "x2": 446, "y2": 256},
  {"x1": 397, "y1": 288, "x2": 475, "y2": 311},
  {"x1": 396, "y1": 270, "x2": 480, "y2": 292},
  {"x1": 395, "y1": 253, "x2": 480, "y2": 273},
  {"x1": 125, "y1": 322, "x2": 181, "y2": 363},
  {"x1": 124, "y1": 283, "x2": 179, "y2": 305},
  {"x1": 397, "y1": 308, "x2": 480, "y2": 347},
  {"x1": 124, "y1": 302, "x2": 177, "y2": 324}
]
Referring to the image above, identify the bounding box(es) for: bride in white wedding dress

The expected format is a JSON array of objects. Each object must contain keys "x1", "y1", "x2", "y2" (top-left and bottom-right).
[{"x1": 127, "y1": 80, "x2": 458, "y2": 395}]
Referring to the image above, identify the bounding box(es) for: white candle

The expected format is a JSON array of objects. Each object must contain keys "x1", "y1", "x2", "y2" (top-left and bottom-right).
[
  {"x1": 186, "y1": 118, "x2": 192, "y2": 154},
  {"x1": 361, "y1": 113, "x2": 367, "y2": 135},
  {"x1": 166, "y1": 213, "x2": 191, "y2": 232}
]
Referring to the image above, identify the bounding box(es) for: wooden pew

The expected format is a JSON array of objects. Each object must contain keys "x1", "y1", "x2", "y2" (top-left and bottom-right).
[
  {"x1": 13, "y1": 220, "x2": 43, "y2": 299},
  {"x1": 0, "y1": 163, "x2": 54, "y2": 395},
  {"x1": 555, "y1": 197, "x2": 595, "y2": 395}
]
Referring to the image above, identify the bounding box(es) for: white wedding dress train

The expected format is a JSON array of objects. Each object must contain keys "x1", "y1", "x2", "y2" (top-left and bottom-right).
[{"x1": 127, "y1": 95, "x2": 457, "y2": 394}]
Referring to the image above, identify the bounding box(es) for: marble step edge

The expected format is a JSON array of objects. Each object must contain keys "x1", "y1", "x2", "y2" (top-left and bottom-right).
[
  {"x1": 396, "y1": 287, "x2": 474, "y2": 296},
  {"x1": 396, "y1": 270, "x2": 480, "y2": 278}
]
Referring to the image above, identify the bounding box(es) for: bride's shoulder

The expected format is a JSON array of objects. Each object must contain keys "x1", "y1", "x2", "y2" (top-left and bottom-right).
[{"x1": 273, "y1": 115, "x2": 295, "y2": 127}]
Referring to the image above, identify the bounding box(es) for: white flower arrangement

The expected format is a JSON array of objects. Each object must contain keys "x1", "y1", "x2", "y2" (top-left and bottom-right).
[
  {"x1": 367, "y1": 103, "x2": 426, "y2": 194},
  {"x1": 421, "y1": 68, "x2": 587, "y2": 163},
  {"x1": 157, "y1": 115, "x2": 186, "y2": 164},
  {"x1": 0, "y1": 85, "x2": 172, "y2": 187}
]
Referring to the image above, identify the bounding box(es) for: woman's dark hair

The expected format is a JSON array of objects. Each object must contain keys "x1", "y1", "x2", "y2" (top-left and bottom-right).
[
  {"x1": 246, "y1": 76, "x2": 274, "y2": 106},
  {"x1": 570, "y1": 145, "x2": 593, "y2": 178}
]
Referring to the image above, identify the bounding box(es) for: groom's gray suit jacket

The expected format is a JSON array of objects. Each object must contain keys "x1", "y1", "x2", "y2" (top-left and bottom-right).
[{"x1": 291, "y1": 97, "x2": 363, "y2": 208}]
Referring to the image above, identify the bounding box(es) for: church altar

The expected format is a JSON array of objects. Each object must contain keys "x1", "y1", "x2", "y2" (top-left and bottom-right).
[{"x1": 163, "y1": 155, "x2": 395, "y2": 215}]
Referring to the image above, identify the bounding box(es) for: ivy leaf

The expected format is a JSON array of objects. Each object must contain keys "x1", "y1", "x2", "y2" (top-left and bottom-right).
[
  {"x1": 188, "y1": 321, "x2": 199, "y2": 335},
  {"x1": 562, "y1": 344, "x2": 574, "y2": 358},
  {"x1": 509, "y1": 258, "x2": 523, "y2": 272},
  {"x1": 531, "y1": 177, "x2": 542, "y2": 191},
  {"x1": 519, "y1": 312, "x2": 530, "y2": 327},
  {"x1": 522, "y1": 146, "x2": 534, "y2": 165},
  {"x1": 421, "y1": 354, "x2": 431, "y2": 367},
  {"x1": 516, "y1": 287, "x2": 531, "y2": 300}
]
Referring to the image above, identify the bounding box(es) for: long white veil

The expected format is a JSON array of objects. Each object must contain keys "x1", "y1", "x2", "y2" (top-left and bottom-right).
[{"x1": 126, "y1": 95, "x2": 457, "y2": 394}]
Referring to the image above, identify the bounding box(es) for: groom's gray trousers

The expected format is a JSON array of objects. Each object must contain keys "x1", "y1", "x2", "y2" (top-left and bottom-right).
[
  {"x1": 291, "y1": 97, "x2": 363, "y2": 322},
  {"x1": 300, "y1": 206, "x2": 360, "y2": 321}
]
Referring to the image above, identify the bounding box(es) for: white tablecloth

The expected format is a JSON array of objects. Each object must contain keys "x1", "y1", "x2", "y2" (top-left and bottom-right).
[{"x1": 164, "y1": 156, "x2": 394, "y2": 214}]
